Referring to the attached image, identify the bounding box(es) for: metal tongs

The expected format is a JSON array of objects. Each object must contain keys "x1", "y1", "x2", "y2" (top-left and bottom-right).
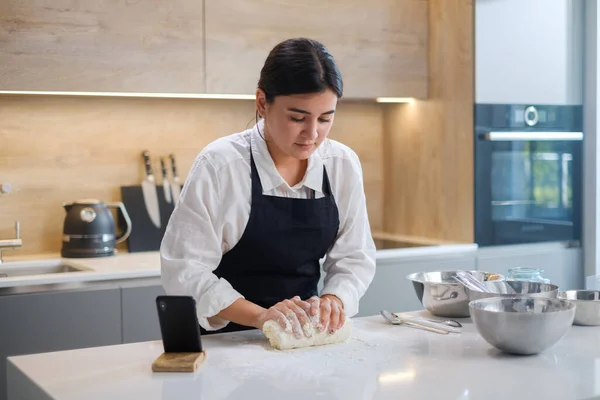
[
  {"x1": 453, "y1": 271, "x2": 492, "y2": 293},
  {"x1": 380, "y1": 310, "x2": 461, "y2": 334}
]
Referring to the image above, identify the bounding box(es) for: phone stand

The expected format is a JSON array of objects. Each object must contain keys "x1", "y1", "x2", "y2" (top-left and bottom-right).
[{"x1": 151, "y1": 351, "x2": 206, "y2": 373}]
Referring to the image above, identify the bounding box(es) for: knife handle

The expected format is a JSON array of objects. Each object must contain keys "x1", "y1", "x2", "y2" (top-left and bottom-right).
[
  {"x1": 169, "y1": 153, "x2": 179, "y2": 179},
  {"x1": 160, "y1": 157, "x2": 168, "y2": 179},
  {"x1": 142, "y1": 150, "x2": 154, "y2": 177}
]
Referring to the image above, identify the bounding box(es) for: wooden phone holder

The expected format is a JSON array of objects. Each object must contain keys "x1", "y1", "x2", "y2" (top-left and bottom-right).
[{"x1": 151, "y1": 351, "x2": 206, "y2": 373}]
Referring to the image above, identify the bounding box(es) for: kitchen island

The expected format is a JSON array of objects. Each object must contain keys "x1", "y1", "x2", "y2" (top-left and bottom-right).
[
  {"x1": 0, "y1": 241, "x2": 480, "y2": 400},
  {"x1": 7, "y1": 311, "x2": 600, "y2": 400}
]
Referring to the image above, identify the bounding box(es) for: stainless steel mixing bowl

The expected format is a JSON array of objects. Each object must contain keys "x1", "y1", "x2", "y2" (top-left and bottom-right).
[
  {"x1": 469, "y1": 297, "x2": 575, "y2": 355},
  {"x1": 467, "y1": 280, "x2": 559, "y2": 302},
  {"x1": 558, "y1": 290, "x2": 600, "y2": 326},
  {"x1": 406, "y1": 270, "x2": 504, "y2": 318}
]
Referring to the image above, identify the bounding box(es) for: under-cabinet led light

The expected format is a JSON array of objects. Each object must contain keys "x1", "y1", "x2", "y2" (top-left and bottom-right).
[{"x1": 375, "y1": 97, "x2": 414, "y2": 103}]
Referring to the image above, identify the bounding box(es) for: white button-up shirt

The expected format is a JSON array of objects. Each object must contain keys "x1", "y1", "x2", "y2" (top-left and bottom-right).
[{"x1": 160, "y1": 121, "x2": 377, "y2": 331}]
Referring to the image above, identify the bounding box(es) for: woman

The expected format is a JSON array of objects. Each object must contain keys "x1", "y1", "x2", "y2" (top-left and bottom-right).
[{"x1": 160, "y1": 38, "x2": 376, "y2": 339}]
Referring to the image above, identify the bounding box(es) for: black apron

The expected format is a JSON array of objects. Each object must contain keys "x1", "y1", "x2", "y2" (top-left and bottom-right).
[{"x1": 201, "y1": 144, "x2": 340, "y2": 334}]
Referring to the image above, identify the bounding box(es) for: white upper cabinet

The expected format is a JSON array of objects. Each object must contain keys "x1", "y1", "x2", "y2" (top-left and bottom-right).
[{"x1": 476, "y1": 0, "x2": 584, "y2": 105}]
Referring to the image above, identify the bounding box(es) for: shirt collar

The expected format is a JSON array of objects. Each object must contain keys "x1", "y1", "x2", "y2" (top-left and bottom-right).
[{"x1": 251, "y1": 120, "x2": 324, "y2": 193}]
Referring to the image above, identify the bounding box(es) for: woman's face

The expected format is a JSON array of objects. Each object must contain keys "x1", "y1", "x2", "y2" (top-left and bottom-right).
[{"x1": 257, "y1": 89, "x2": 338, "y2": 161}]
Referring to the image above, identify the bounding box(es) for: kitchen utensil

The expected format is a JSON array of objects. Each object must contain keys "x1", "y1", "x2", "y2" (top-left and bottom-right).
[
  {"x1": 406, "y1": 270, "x2": 505, "y2": 318},
  {"x1": 392, "y1": 312, "x2": 463, "y2": 328},
  {"x1": 379, "y1": 310, "x2": 450, "y2": 334},
  {"x1": 169, "y1": 153, "x2": 182, "y2": 204},
  {"x1": 160, "y1": 157, "x2": 173, "y2": 204},
  {"x1": 558, "y1": 290, "x2": 600, "y2": 326},
  {"x1": 428, "y1": 318, "x2": 461, "y2": 328},
  {"x1": 453, "y1": 271, "x2": 491, "y2": 292},
  {"x1": 469, "y1": 297, "x2": 575, "y2": 355},
  {"x1": 61, "y1": 199, "x2": 132, "y2": 258},
  {"x1": 141, "y1": 150, "x2": 161, "y2": 229},
  {"x1": 467, "y1": 280, "x2": 558, "y2": 302}
]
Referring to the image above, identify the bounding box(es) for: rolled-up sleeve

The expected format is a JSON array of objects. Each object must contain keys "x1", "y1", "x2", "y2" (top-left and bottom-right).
[
  {"x1": 160, "y1": 155, "x2": 243, "y2": 331},
  {"x1": 320, "y1": 152, "x2": 376, "y2": 317}
]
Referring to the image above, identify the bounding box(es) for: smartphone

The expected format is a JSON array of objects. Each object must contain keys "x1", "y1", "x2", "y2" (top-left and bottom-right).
[{"x1": 156, "y1": 295, "x2": 203, "y2": 353}]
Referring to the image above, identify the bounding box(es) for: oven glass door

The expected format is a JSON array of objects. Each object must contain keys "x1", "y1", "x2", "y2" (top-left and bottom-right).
[
  {"x1": 486, "y1": 133, "x2": 582, "y2": 244},
  {"x1": 492, "y1": 140, "x2": 574, "y2": 221}
]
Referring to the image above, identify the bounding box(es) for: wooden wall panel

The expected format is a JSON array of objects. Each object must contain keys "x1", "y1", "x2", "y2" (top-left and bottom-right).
[
  {"x1": 0, "y1": 96, "x2": 383, "y2": 256},
  {"x1": 382, "y1": 0, "x2": 474, "y2": 243},
  {"x1": 204, "y1": 0, "x2": 428, "y2": 99},
  {"x1": 327, "y1": 102, "x2": 385, "y2": 231},
  {"x1": 0, "y1": 0, "x2": 205, "y2": 93}
]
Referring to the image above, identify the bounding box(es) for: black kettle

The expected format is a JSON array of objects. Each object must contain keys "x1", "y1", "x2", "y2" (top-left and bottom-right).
[{"x1": 61, "y1": 199, "x2": 132, "y2": 258}]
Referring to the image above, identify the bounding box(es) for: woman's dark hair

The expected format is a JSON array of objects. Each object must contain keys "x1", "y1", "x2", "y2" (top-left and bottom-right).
[{"x1": 257, "y1": 38, "x2": 343, "y2": 103}]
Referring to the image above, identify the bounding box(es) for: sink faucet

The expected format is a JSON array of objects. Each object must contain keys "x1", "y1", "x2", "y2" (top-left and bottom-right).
[{"x1": 0, "y1": 221, "x2": 22, "y2": 264}]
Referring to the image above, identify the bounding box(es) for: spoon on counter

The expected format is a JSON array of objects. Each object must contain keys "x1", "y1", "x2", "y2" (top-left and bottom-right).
[
  {"x1": 380, "y1": 310, "x2": 458, "y2": 334},
  {"x1": 384, "y1": 310, "x2": 463, "y2": 331},
  {"x1": 393, "y1": 311, "x2": 463, "y2": 328}
]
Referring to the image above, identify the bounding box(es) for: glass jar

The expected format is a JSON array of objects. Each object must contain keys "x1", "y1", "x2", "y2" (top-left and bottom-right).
[
  {"x1": 586, "y1": 275, "x2": 600, "y2": 290},
  {"x1": 507, "y1": 267, "x2": 551, "y2": 284}
]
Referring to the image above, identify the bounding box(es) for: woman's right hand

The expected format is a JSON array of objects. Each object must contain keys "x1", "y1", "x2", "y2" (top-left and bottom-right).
[{"x1": 255, "y1": 296, "x2": 316, "y2": 339}]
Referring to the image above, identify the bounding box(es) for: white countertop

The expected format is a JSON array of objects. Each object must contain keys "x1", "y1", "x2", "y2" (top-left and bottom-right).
[
  {"x1": 0, "y1": 243, "x2": 478, "y2": 288},
  {"x1": 0, "y1": 251, "x2": 162, "y2": 288},
  {"x1": 7, "y1": 310, "x2": 600, "y2": 400}
]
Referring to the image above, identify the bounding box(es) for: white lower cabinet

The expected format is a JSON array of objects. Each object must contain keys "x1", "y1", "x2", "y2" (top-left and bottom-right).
[{"x1": 476, "y1": 242, "x2": 584, "y2": 291}]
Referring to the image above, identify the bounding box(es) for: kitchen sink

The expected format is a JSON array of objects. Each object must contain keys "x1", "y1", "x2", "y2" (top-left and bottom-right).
[{"x1": 0, "y1": 260, "x2": 92, "y2": 278}]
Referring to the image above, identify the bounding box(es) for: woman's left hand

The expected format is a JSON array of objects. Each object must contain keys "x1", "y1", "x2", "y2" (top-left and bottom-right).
[{"x1": 297, "y1": 295, "x2": 345, "y2": 334}]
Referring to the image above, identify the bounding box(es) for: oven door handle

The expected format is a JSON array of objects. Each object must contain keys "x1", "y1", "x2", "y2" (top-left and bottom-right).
[{"x1": 481, "y1": 132, "x2": 583, "y2": 141}]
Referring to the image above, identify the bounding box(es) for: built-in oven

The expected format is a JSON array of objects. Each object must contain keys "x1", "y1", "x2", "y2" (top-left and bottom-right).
[{"x1": 474, "y1": 104, "x2": 583, "y2": 246}]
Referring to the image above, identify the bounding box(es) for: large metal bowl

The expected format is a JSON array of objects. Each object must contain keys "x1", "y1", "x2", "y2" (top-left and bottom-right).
[
  {"x1": 469, "y1": 297, "x2": 575, "y2": 355},
  {"x1": 558, "y1": 290, "x2": 600, "y2": 326},
  {"x1": 406, "y1": 270, "x2": 504, "y2": 318},
  {"x1": 467, "y1": 280, "x2": 559, "y2": 302}
]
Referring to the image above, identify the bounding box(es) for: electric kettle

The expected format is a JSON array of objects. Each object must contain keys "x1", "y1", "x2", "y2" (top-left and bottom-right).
[{"x1": 61, "y1": 199, "x2": 132, "y2": 258}]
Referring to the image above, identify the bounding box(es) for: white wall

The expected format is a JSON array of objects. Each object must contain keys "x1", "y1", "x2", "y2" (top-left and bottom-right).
[
  {"x1": 476, "y1": 0, "x2": 584, "y2": 105},
  {"x1": 584, "y1": 0, "x2": 600, "y2": 285}
]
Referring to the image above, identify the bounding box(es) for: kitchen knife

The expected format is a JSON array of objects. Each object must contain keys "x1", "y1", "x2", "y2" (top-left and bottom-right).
[
  {"x1": 141, "y1": 150, "x2": 161, "y2": 229},
  {"x1": 160, "y1": 157, "x2": 172, "y2": 204},
  {"x1": 169, "y1": 153, "x2": 182, "y2": 204}
]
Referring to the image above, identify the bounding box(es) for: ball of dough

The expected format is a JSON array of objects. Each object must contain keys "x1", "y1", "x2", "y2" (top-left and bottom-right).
[{"x1": 263, "y1": 318, "x2": 353, "y2": 350}]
